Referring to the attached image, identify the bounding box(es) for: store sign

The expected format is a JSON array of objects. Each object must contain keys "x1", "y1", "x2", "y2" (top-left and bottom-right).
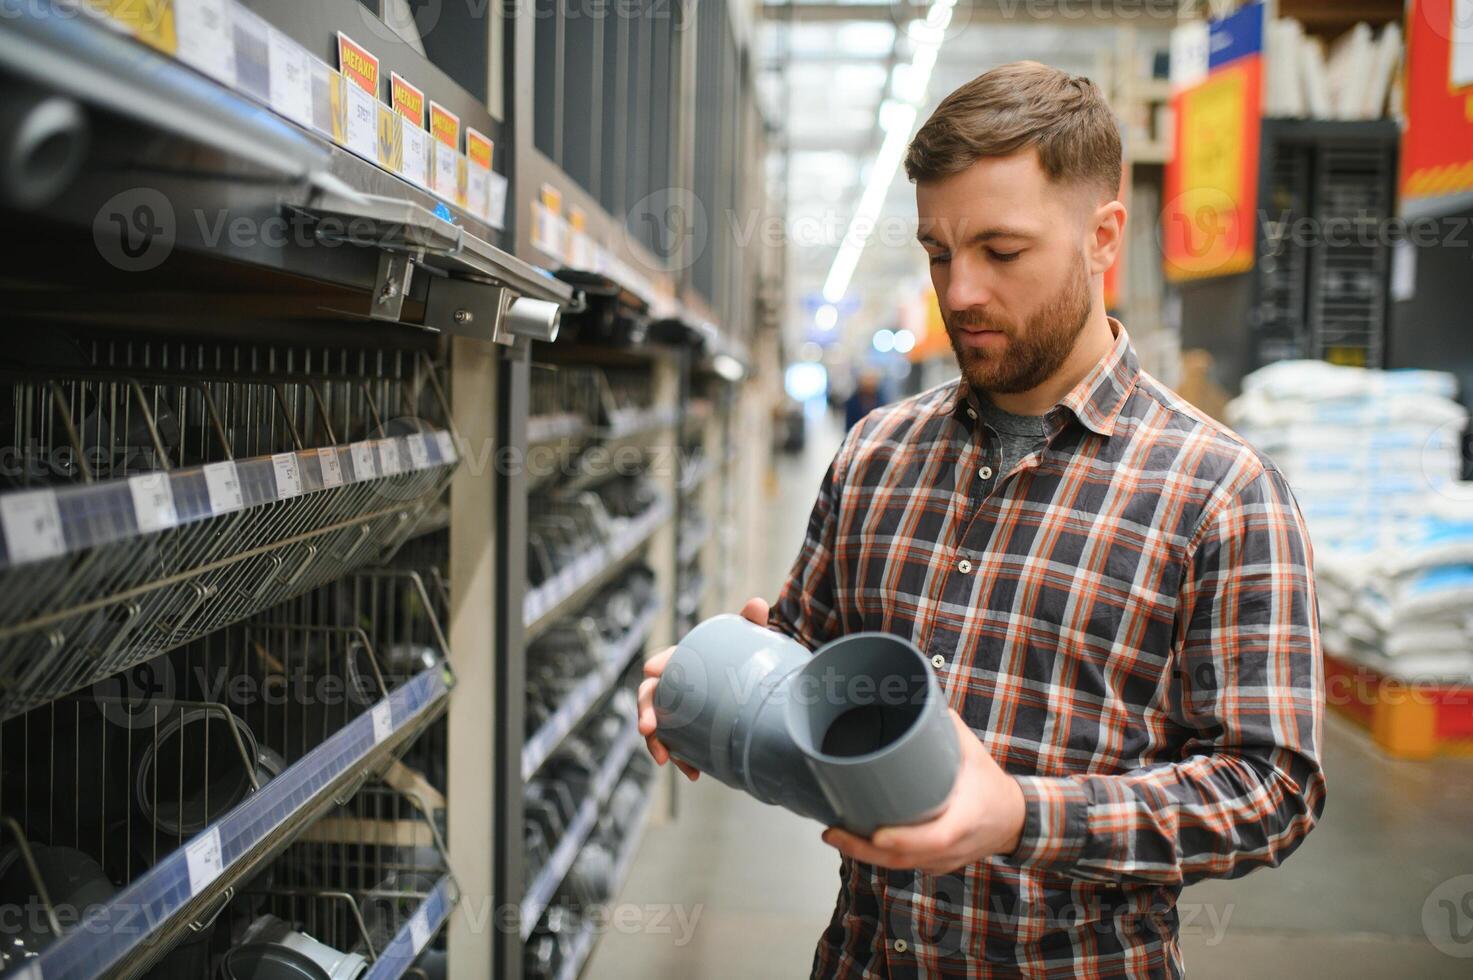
[
  {"x1": 429, "y1": 102, "x2": 461, "y2": 201},
  {"x1": 1162, "y1": 1, "x2": 1263, "y2": 282},
  {"x1": 393, "y1": 73, "x2": 429, "y2": 188},
  {"x1": 337, "y1": 32, "x2": 380, "y2": 96},
  {"x1": 1400, "y1": 0, "x2": 1473, "y2": 211}
]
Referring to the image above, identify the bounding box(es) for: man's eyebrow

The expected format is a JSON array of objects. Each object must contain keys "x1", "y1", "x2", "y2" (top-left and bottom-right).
[{"x1": 916, "y1": 226, "x2": 1037, "y2": 246}]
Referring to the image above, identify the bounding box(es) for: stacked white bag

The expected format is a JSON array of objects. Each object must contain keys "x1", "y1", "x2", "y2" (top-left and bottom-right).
[{"x1": 1227, "y1": 360, "x2": 1473, "y2": 679}]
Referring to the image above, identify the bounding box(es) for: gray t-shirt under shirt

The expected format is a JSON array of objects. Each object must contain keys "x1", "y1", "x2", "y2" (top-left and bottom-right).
[{"x1": 974, "y1": 389, "x2": 1048, "y2": 481}]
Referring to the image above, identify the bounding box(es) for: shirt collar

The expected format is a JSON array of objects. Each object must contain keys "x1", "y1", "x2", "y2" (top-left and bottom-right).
[{"x1": 944, "y1": 317, "x2": 1139, "y2": 439}]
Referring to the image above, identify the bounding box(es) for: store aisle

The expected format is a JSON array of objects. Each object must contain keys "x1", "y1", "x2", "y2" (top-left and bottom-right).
[
  {"x1": 591, "y1": 408, "x2": 1473, "y2": 978},
  {"x1": 586, "y1": 409, "x2": 846, "y2": 978}
]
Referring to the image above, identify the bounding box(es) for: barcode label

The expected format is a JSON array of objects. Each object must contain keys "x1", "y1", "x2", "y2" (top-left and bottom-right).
[
  {"x1": 1, "y1": 490, "x2": 65, "y2": 564},
  {"x1": 409, "y1": 904, "x2": 432, "y2": 951},
  {"x1": 175, "y1": 0, "x2": 237, "y2": 86},
  {"x1": 435, "y1": 430, "x2": 457, "y2": 464},
  {"x1": 345, "y1": 83, "x2": 378, "y2": 160},
  {"x1": 371, "y1": 701, "x2": 393, "y2": 744},
  {"x1": 350, "y1": 442, "x2": 377, "y2": 482},
  {"x1": 319, "y1": 449, "x2": 344, "y2": 488},
  {"x1": 378, "y1": 440, "x2": 403, "y2": 476},
  {"x1": 128, "y1": 473, "x2": 179, "y2": 533},
  {"x1": 272, "y1": 453, "x2": 302, "y2": 498},
  {"x1": 267, "y1": 28, "x2": 313, "y2": 126},
  {"x1": 202, "y1": 462, "x2": 243, "y2": 514},
  {"x1": 185, "y1": 826, "x2": 225, "y2": 895},
  {"x1": 407, "y1": 433, "x2": 430, "y2": 469}
]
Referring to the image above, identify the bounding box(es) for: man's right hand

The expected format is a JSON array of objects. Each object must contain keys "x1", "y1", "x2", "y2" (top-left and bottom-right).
[{"x1": 637, "y1": 596, "x2": 771, "y2": 782}]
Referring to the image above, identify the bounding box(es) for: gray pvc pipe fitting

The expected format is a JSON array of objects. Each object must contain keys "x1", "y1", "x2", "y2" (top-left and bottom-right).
[{"x1": 653, "y1": 614, "x2": 960, "y2": 836}]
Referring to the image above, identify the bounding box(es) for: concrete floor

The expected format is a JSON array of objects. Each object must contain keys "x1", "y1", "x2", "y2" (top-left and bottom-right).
[{"x1": 587, "y1": 410, "x2": 1473, "y2": 978}]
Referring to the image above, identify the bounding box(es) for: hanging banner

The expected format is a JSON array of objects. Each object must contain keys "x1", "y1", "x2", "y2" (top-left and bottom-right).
[
  {"x1": 1400, "y1": 0, "x2": 1473, "y2": 211},
  {"x1": 1162, "y1": 1, "x2": 1264, "y2": 282}
]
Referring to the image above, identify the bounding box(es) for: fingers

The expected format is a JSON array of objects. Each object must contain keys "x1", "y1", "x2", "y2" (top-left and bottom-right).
[
  {"x1": 821, "y1": 827, "x2": 904, "y2": 869},
  {"x1": 740, "y1": 596, "x2": 770, "y2": 626},
  {"x1": 637, "y1": 677, "x2": 659, "y2": 736},
  {"x1": 638, "y1": 676, "x2": 700, "y2": 780},
  {"x1": 643, "y1": 645, "x2": 676, "y2": 679}
]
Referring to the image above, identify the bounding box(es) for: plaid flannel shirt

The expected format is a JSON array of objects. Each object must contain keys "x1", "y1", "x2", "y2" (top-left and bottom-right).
[{"x1": 770, "y1": 322, "x2": 1326, "y2": 979}]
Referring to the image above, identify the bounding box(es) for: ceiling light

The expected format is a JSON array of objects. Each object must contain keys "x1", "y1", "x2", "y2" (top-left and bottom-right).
[
  {"x1": 814, "y1": 303, "x2": 839, "y2": 330},
  {"x1": 873, "y1": 329, "x2": 896, "y2": 353}
]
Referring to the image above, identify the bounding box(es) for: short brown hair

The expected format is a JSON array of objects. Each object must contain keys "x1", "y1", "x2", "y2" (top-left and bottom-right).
[{"x1": 904, "y1": 61, "x2": 1122, "y2": 199}]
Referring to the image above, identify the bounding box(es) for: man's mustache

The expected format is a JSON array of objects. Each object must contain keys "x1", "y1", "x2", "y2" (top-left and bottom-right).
[{"x1": 948, "y1": 310, "x2": 1010, "y2": 333}]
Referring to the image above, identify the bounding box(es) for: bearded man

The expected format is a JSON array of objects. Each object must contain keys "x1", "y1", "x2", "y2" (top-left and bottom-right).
[{"x1": 640, "y1": 61, "x2": 1326, "y2": 978}]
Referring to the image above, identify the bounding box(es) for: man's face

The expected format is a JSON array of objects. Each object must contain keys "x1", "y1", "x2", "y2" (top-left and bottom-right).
[{"x1": 916, "y1": 150, "x2": 1105, "y2": 395}]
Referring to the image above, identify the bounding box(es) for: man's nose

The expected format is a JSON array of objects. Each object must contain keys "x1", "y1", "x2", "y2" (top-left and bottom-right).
[{"x1": 943, "y1": 254, "x2": 994, "y2": 312}]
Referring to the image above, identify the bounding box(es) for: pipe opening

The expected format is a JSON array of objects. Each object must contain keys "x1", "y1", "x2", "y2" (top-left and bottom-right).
[{"x1": 786, "y1": 634, "x2": 931, "y2": 763}]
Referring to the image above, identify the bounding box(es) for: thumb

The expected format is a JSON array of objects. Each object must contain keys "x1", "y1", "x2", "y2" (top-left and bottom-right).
[{"x1": 740, "y1": 597, "x2": 770, "y2": 627}]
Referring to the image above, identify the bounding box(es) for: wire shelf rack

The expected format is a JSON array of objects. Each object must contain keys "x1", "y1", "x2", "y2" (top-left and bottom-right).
[
  {"x1": 237, "y1": 781, "x2": 458, "y2": 980},
  {"x1": 0, "y1": 567, "x2": 454, "y2": 979},
  {"x1": 0, "y1": 350, "x2": 460, "y2": 720}
]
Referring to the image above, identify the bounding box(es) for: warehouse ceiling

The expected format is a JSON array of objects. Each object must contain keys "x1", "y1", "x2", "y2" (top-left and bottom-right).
[{"x1": 757, "y1": 0, "x2": 1177, "y2": 370}]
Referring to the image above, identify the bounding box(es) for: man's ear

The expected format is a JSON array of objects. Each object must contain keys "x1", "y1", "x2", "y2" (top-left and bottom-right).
[{"x1": 1087, "y1": 199, "x2": 1127, "y2": 277}]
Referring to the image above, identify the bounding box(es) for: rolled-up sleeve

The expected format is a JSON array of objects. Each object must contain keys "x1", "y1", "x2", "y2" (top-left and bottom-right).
[{"x1": 1009, "y1": 465, "x2": 1327, "y2": 886}]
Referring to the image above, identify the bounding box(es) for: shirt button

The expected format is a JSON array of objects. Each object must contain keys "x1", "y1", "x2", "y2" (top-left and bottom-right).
[
  {"x1": 966, "y1": 407, "x2": 977, "y2": 420},
  {"x1": 893, "y1": 939, "x2": 909, "y2": 954},
  {"x1": 979, "y1": 466, "x2": 994, "y2": 480},
  {"x1": 931, "y1": 654, "x2": 945, "y2": 670},
  {"x1": 958, "y1": 558, "x2": 973, "y2": 573}
]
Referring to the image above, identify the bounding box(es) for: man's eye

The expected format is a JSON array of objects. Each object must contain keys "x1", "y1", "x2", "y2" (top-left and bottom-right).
[
  {"x1": 928, "y1": 252, "x2": 951, "y2": 265},
  {"x1": 989, "y1": 249, "x2": 1022, "y2": 263}
]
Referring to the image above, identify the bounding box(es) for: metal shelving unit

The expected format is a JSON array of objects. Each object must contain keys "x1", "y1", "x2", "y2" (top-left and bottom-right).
[{"x1": 0, "y1": 0, "x2": 776, "y2": 974}]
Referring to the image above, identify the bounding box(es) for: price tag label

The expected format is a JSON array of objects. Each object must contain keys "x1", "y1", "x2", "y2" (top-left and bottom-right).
[
  {"x1": 371, "y1": 701, "x2": 393, "y2": 744},
  {"x1": 202, "y1": 462, "x2": 243, "y2": 514},
  {"x1": 344, "y1": 83, "x2": 378, "y2": 160},
  {"x1": 432, "y1": 143, "x2": 458, "y2": 201},
  {"x1": 401, "y1": 124, "x2": 429, "y2": 188},
  {"x1": 435, "y1": 430, "x2": 457, "y2": 464},
  {"x1": 267, "y1": 28, "x2": 313, "y2": 127},
  {"x1": 487, "y1": 171, "x2": 508, "y2": 230},
  {"x1": 272, "y1": 453, "x2": 302, "y2": 499},
  {"x1": 230, "y1": 4, "x2": 271, "y2": 101},
  {"x1": 0, "y1": 490, "x2": 65, "y2": 565},
  {"x1": 129, "y1": 473, "x2": 179, "y2": 533},
  {"x1": 319, "y1": 449, "x2": 344, "y2": 489},
  {"x1": 175, "y1": 0, "x2": 237, "y2": 86},
  {"x1": 378, "y1": 440, "x2": 403, "y2": 476},
  {"x1": 185, "y1": 826, "x2": 225, "y2": 895},
  {"x1": 409, "y1": 905, "x2": 432, "y2": 951},
  {"x1": 350, "y1": 442, "x2": 378, "y2": 482},
  {"x1": 407, "y1": 433, "x2": 430, "y2": 470},
  {"x1": 466, "y1": 165, "x2": 489, "y2": 222}
]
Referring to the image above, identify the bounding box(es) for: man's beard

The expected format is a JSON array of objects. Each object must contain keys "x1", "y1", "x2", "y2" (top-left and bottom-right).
[{"x1": 945, "y1": 258, "x2": 1092, "y2": 395}]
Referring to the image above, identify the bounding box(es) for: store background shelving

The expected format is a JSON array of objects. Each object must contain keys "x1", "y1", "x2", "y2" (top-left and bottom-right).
[{"x1": 0, "y1": 1, "x2": 780, "y2": 978}]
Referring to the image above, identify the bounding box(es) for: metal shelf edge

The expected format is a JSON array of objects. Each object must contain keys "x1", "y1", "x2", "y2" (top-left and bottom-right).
[
  {"x1": 0, "y1": 431, "x2": 459, "y2": 571},
  {"x1": 519, "y1": 727, "x2": 641, "y2": 939},
  {"x1": 521, "y1": 600, "x2": 662, "y2": 782},
  {"x1": 551, "y1": 789, "x2": 656, "y2": 980},
  {"x1": 522, "y1": 499, "x2": 672, "y2": 636},
  {"x1": 360, "y1": 874, "x2": 458, "y2": 980}
]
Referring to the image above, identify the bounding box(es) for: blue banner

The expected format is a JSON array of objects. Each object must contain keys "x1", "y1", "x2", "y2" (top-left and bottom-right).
[{"x1": 1208, "y1": 0, "x2": 1264, "y2": 71}]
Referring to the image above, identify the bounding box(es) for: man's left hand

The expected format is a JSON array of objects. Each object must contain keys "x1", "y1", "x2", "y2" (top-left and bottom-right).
[{"x1": 821, "y1": 710, "x2": 1027, "y2": 875}]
